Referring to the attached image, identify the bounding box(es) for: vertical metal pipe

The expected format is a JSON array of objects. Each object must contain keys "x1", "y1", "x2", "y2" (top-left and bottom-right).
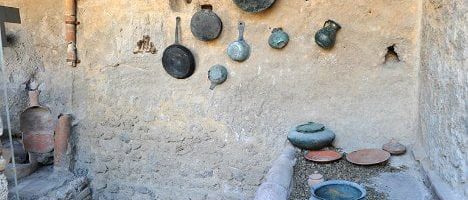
[
  {"x1": 54, "y1": 114, "x2": 72, "y2": 170},
  {"x1": 0, "y1": 24, "x2": 20, "y2": 200},
  {"x1": 65, "y1": 0, "x2": 78, "y2": 67}
]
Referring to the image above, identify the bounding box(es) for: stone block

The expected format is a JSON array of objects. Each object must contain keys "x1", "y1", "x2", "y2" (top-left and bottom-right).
[{"x1": 254, "y1": 182, "x2": 288, "y2": 200}]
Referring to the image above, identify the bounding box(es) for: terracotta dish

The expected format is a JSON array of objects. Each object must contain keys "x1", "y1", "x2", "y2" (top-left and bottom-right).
[
  {"x1": 346, "y1": 149, "x2": 390, "y2": 166},
  {"x1": 305, "y1": 150, "x2": 342, "y2": 163}
]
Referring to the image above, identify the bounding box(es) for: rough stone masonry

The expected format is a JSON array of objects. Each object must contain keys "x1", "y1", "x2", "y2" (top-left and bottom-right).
[{"x1": 0, "y1": 0, "x2": 465, "y2": 199}]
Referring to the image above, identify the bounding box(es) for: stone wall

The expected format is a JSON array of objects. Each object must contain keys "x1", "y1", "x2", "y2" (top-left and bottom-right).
[
  {"x1": 1, "y1": 0, "x2": 423, "y2": 199},
  {"x1": 72, "y1": 0, "x2": 421, "y2": 198},
  {"x1": 0, "y1": 0, "x2": 72, "y2": 134},
  {"x1": 418, "y1": 0, "x2": 467, "y2": 199},
  {"x1": 0, "y1": 174, "x2": 7, "y2": 200}
]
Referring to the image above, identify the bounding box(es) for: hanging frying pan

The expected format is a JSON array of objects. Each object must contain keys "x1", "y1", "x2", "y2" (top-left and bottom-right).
[
  {"x1": 233, "y1": 0, "x2": 276, "y2": 13},
  {"x1": 190, "y1": 4, "x2": 223, "y2": 41},
  {"x1": 162, "y1": 17, "x2": 196, "y2": 79},
  {"x1": 227, "y1": 22, "x2": 250, "y2": 62}
]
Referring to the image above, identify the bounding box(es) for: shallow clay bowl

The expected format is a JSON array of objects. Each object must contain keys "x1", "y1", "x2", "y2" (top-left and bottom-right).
[
  {"x1": 305, "y1": 150, "x2": 342, "y2": 163},
  {"x1": 346, "y1": 149, "x2": 390, "y2": 166}
]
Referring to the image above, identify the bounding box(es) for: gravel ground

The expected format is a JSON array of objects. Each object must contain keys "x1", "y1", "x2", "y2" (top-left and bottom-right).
[{"x1": 290, "y1": 150, "x2": 403, "y2": 200}]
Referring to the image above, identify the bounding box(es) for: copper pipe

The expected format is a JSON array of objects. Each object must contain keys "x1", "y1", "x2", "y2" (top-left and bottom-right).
[
  {"x1": 65, "y1": 0, "x2": 76, "y2": 25},
  {"x1": 54, "y1": 114, "x2": 72, "y2": 170},
  {"x1": 65, "y1": 0, "x2": 78, "y2": 67}
]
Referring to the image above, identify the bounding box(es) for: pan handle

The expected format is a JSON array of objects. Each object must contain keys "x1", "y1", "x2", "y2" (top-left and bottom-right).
[
  {"x1": 175, "y1": 17, "x2": 181, "y2": 44},
  {"x1": 238, "y1": 22, "x2": 245, "y2": 41}
]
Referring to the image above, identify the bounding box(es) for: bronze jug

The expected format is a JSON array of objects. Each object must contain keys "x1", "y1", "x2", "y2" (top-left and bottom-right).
[{"x1": 315, "y1": 20, "x2": 341, "y2": 49}]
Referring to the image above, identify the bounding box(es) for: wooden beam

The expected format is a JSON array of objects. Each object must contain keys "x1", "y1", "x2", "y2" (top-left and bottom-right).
[{"x1": 0, "y1": 6, "x2": 21, "y2": 47}]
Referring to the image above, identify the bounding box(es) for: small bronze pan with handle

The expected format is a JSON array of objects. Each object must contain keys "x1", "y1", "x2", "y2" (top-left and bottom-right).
[{"x1": 162, "y1": 17, "x2": 196, "y2": 79}]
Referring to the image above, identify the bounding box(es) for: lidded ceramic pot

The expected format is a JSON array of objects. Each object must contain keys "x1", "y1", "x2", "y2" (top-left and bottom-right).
[
  {"x1": 382, "y1": 139, "x2": 406, "y2": 155},
  {"x1": 287, "y1": 122, "x2": 335, "y2": 150}
]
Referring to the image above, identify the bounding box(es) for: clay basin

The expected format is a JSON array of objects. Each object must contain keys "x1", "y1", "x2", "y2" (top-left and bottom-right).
[
  {"x1": 288, "y1": 128, "x2": 335, "y2": 150},
  {"x1": 310, "y1": 180, "x2": 366, "y2": 200},
  {"x1": 346, "y1": 149, "x2": 390, "y2": 166},
  {"x1": 305, "y1": 150, "x2": 342, "y2": 163}
]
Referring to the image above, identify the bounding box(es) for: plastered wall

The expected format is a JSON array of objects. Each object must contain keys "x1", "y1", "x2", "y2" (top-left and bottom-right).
[
  {"x1": 0, "y1": 0, "x2": 72, "y2": 136},
  {"x1": 418, "y1": 0, "x2": 467, "y2": 198},
  {"x1": 0, "y1": 0, "x2": 423, "y2": 199}
]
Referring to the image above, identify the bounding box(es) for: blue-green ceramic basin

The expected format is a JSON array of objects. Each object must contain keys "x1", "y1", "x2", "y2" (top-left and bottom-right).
[{"x1": 310, "y1": 180, "x2": 366, "y2": 200}]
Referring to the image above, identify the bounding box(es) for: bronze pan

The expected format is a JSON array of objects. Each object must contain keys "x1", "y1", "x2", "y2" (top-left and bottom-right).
[
  {"x1": 162, "y1": 17, "x2": 196, "y2": 79},
  {"x1": 233, "y1": 0, "x2": 276, "y2": 13},
  {"x1": 190, "y1": 4, "x2": 223, "y2": 41}
]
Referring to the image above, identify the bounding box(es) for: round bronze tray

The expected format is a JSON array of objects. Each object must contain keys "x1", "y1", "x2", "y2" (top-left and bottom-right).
[
  {"x1": 305, "y1": 150, "x2": 342, "y2": 163},
  {"x1": 346, "y1": 149, "x2": 391, "y2": 166}
]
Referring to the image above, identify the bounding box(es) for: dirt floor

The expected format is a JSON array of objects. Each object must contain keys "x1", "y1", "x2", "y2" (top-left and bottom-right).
[{"x1": 290, "y1": 150, "x2": 404, "y2": 200}]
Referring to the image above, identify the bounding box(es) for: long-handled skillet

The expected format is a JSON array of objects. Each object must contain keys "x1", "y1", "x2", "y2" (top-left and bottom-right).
[
  {"x1": 162, "y1": 17, "x2": 196, "y2": 79},
  {"x1": 233, "y1": 0, "x2": 276, "y2": 13}
]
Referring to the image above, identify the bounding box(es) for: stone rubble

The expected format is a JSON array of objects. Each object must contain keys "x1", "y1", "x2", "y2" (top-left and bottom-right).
[{"x1": 8, "y1": 166, "x2": 90, "y2": 200}]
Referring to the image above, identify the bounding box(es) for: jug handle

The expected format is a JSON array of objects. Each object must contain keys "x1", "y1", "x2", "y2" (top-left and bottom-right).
[
  {"x1": 323, "y1": 20, "x2": 341, "y2": 30},
  {"x1": 323, "y1": 20, "x2": 332, "y2": 27}
]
